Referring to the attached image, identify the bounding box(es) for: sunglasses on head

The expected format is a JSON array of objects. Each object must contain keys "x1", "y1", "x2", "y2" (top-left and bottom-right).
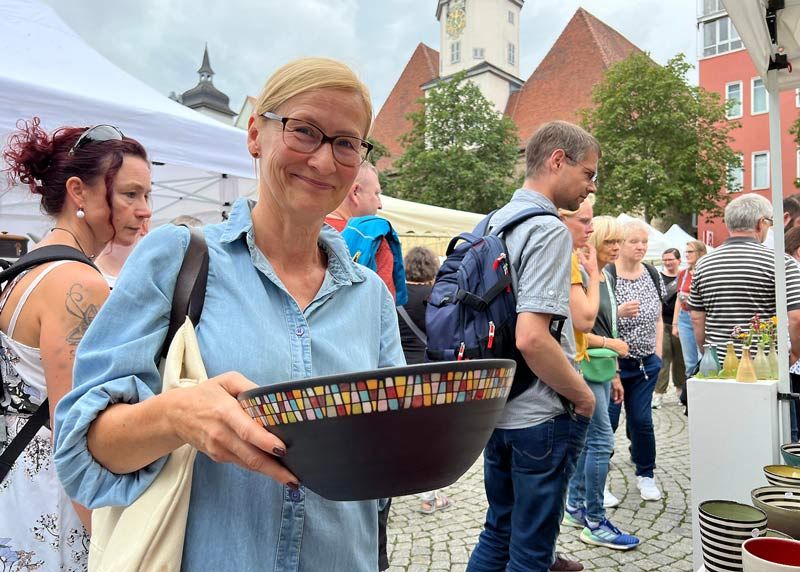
[{"x1": 68, "y1": 124, "x2": 125, "y2": 156}]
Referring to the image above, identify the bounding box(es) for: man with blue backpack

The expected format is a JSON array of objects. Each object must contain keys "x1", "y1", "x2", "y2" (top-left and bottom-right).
[{"x1": 459, "y1": 121, "x2": 600, "y2": 572}]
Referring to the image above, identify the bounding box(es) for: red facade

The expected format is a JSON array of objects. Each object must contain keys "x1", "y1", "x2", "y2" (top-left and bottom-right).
[{"x1": 698, "y1": 48, "x2": 800, "y2": 245}]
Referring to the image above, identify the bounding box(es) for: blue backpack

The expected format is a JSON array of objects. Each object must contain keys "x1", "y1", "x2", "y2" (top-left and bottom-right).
[
  {"x1": 425, "y1": 207, "x2": 563, "y2": 400},
  {"x1": 341, "y1": 215, "x2": 408, "y2": 306}
]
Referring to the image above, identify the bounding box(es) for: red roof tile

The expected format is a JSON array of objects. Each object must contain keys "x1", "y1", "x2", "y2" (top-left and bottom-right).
[
  {"x1": 506, "y1": 7, "x2": 643, "y2": 144},
  {"x1": 371, "y1": 43, "x2": 439, "y2": 170}
]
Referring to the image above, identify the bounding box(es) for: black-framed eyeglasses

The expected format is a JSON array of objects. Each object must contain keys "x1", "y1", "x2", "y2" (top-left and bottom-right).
[
  {"x1": 564, "y1": 152, "x2": 598, "y2": 183},
  {"x1": 261, "y1": 111, "x2": 372, "y2": 167},
  {"x1": 68, "y1": 124, "x2": 124, "y2": 156},
  {"x1": 763, "y1": 216, "x2": 774, "y2": 226}
]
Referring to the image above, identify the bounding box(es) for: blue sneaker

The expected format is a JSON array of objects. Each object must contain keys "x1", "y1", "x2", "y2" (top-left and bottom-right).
[
  {"x1": 579, "y1": 518, "x2": 640, "y2": 550},
  {"x1": 562, "y1": 505, "x2": 587, "y2": 528}
]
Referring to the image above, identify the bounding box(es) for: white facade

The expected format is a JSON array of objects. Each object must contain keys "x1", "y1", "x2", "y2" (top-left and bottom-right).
[{"x1": 435, "y1": 0, "x2": 524, "y2": 113}]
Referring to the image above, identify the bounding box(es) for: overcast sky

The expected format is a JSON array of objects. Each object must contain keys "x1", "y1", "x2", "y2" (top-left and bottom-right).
[{"x1": 42, "y1": 0, "x2": 700, "y2": 116}]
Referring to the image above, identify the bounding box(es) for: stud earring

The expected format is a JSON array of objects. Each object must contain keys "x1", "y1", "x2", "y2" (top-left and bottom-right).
[{"x1": 76, "y1": 207, "x2": 85, "y2": 219}]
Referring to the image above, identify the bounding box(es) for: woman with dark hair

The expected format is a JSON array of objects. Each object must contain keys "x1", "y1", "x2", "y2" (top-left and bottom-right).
[
  {"x1": 785, "y1": 226, "x2": 800, "y2": 442},
  {"x1": 652, "y1": 248, "x2": 684, "y2": 408},
  {"x1": 0, "y1": 118, "x2": 151, "y2": 570}
]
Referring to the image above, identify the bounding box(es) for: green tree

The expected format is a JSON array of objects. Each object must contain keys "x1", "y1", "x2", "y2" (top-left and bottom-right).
[
  {"x1": 581, "y1": 52, "x2": 741, "y2": 223},
  {"x1": 391, "y1": 72, "x2": 520, "y2": 214},
  {"x1": 788, "y1": 119, "x2": 800, "y2": 188}
]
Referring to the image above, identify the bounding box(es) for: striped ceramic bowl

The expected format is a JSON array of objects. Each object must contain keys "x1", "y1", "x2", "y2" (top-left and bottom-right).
[
  {"x1": 699, "y1": 500, "x2": 768, "y2": 572},
  {"x1": 764, "y1": 465, "x2": 800, "y2": 488},
  {"x1": 751, "y1": 486, "x2": 800, "y2": 540},
  {"x1": 782, "y1": 443, "x2": 800, "y2": 468}
]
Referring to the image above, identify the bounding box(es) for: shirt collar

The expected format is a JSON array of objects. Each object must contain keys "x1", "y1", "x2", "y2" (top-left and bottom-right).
[
  {"x1": 510, "y1": 188, "x2": 557, "y2": 213},
  {"x1": 723, "y1": 236, "x2": 761, "y2": 246},
  {"x1": 218, "y1": 198, "x2": 365, "y2": 284}
]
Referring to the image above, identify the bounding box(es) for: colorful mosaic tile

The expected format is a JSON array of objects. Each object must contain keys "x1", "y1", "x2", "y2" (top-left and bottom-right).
[{"x1": 240, "y1": 366, "x2": 515, "y2": 427}]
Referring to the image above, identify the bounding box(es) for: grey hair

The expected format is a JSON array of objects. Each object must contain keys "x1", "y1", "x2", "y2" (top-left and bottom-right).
[
  {"x1": 623, "y1": 219, "x2": 650, "y2": 239},
  {"x1": 525, "y1": 120, "x2": 601, "y2": 179},
  {"x1": 354, "y1": 161, "x2": 378, "y2": 186},
  {"x1": 724, "y1": 194, "x2": 773, "y2": 232}
]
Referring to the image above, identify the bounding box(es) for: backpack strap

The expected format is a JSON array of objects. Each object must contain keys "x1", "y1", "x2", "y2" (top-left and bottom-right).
[
  {"x1": 474, "y1": 207, "x2": 558, "y2": 238},
  {"x1": 643, "y1": 263, "x2": 666, "y2": 304},
  {"x1": 397, "y1": 306, "x2": 427, "y2": 344},
  {"x1": 0, "y1": 246, "x2": 97, "y2": 485},
  {"x1": 160, "y1": 226, "x2": 209, "y2": 360}
]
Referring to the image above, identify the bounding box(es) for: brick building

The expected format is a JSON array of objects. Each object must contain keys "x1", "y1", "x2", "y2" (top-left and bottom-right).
[
  {"x1": 372, "y1": 3, "x2": 642, "y2": 171},
  {"x1": 697, "y1": 0, "x2": 800, "y2": 245}
]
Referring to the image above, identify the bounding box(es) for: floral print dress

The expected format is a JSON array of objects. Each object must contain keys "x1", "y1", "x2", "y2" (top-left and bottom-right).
[{"x1": 0, "y1": 262, "x2": 89, "y2": 571}]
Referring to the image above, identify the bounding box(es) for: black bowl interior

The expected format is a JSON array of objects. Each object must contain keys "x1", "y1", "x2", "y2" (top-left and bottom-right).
[{"x1": 239, "y1": 359, "x2": 516, "y2": 501}]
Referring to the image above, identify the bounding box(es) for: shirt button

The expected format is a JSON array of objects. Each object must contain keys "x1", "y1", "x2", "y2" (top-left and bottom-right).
[
  {"x1": 295, "y1": 327, "x2": 305, "y2": 337},
  {"x1": 290, "y1": 489, "x2": 302, "y2": 502}
]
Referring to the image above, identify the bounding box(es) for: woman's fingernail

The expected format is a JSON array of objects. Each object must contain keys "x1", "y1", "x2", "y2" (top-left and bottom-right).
[
  {"x1": 287, "y1": 481, "x2": 300, "y2": 491},
  {"x1": 273, "y1": 446, "x2": 287, "y2": 457}
]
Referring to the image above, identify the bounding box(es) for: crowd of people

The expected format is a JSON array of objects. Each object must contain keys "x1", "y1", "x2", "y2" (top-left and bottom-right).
[{"x1": 0, "y1": 56, "x2": 797, "y2": 572}]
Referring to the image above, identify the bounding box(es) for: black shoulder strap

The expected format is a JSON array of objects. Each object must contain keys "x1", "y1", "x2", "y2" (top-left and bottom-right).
[
  {"x1": 644, "y1": 263, "x2": 666, "y2": 303},
  {"x1": 0, "y1": 247, "x2": 97, "y2": 484},
  {"x1": 397, "y1": 306, "x2": 427, "y2": 344},
  {"x1": 0, "y1": 245, "x2": 96, "y2": 285},
  {"x1": 492, "y1": 207, "x2": 559, "y2": 237},
  {"x1": 160, "y1": 226, "x2": 209, "y2": 359}
]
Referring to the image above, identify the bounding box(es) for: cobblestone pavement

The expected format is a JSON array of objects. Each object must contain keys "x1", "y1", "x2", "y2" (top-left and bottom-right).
[{"x1": 385, "y1": 389, "x2": 693, "y2": 572}]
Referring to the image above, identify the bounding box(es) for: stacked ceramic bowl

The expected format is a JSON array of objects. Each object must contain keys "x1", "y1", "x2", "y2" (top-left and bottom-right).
[
  {"x1": 763, "y1": 465, "x2": 800, "y2": 488},
  {"x1": 699, "y1": 500, "x2": 769, "y2": 572},
  {"x1": 782, "y1": 443, "x2": 800, "y2": 468},
  {"x1": 751, "y1": 486, "x2": 800, "y2": 540},
  {"x1": 742, "y1": 537, "x2": 800, "y2": 571}
]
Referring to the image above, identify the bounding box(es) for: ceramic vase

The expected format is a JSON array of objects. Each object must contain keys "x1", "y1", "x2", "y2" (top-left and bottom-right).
[
  {"x1": 698, "y1": 344, "x2": 721, "y2": 377},
  {"x1": 754, "y1": 344, "x2": 771, "y2": 380},
  {"x1": 767, "y1": 340, "x2": 779, "y2": 380},
  {"x1": 737, "y1": 346, "x2": 758, "y2": 383},
  {"x1": 721, "y1": 341, "x2": 740, "y2": 378}
]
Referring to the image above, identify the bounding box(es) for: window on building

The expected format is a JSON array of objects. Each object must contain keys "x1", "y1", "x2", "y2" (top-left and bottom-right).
[
  {"x1": 701, "y1": 0, "x2": 724, "y2": 17},
  {"x1": 796, "y1": 88, "x2": 800, "y2": 107},
  {"x1": 450, "y1": 41, "x2": 460, "y2": 64},
  {"x1": 473, "y1": 47, "x2": 485, "y2": 60},
  {"x1": 508, "y1": 10, "x2": 514, "y2": 24},
  {"x1": 797, "y1": 149, "x2": 800, "y2": 179},
  {"x1": 702, "y1": 16, "x2": 742, "y2": 57},
  {"x1": 752, "y1": 78, "x2": 768, "y2": 114},
  {"x1": 507, "y1": 42, "x2": 515, "y2": 65},
  {"x1": 725, "y1": 81, "x2": 742, "y2": 119},
  {"x1": 727, "y1": 153, "x2": 744, "y2": 192},
  {"x1": 752, "y1": 151, "x2": 769, "y2": 190}
]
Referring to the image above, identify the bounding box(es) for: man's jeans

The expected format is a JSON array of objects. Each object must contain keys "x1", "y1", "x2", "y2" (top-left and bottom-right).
[
  {"x1": 567, "y1": 381, "x2": 614, "y2": 522},
  {"x1": 467, "y1": 413, "x2": 589, "y2": 572},
  {"x1": 609, "y1": 354, "x2": 661, "y2": 478},
  {"x1": 677, "y1": 309, "x2": 700, "y2": 377}
]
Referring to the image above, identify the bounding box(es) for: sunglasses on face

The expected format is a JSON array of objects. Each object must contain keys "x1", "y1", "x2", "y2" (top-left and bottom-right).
[{"x1": 68, "y1": 124, "x2": 125, "y2": 156}]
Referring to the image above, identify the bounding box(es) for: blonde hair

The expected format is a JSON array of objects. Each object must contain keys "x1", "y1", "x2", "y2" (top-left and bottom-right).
[
  {"x1": 589, "y1": 215, "x2": 624, "y2": 250},
  {"x1": 558, "y1": 193, "x2": 596, "y2": 218},
  {"x1": 686, "y1": 239, "x2": 707, "y2": 270},
  {"x1": 255, "y1": 57, "x2": 373, "y2": 137}
]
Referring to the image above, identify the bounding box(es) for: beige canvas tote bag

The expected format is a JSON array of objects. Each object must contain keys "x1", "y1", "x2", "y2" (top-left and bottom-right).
[{"x1": 88, "y1": 317, "x2": 207, "y2": 572}]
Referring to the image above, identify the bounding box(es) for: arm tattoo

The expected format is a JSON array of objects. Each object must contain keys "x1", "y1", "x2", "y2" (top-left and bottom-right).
[{"x1": 65, "y1": 283, "x2": 99, "y2": 346}]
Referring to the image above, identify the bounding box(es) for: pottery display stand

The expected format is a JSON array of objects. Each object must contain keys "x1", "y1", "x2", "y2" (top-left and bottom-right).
[{"x1": 688, "y1": 378, "x2": 781, "y2": 572}]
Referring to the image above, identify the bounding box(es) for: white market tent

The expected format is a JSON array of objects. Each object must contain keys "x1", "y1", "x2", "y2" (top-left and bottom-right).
[
  {"x1": 663, "y1": 224, "x2": 696, "y2": 251},
  {"x1": 0, "y1": 0, "x2": 255, "y2": 239}
]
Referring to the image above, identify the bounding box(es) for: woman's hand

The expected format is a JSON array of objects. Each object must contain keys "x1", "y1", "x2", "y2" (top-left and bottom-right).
[
  {"x1": 617, "y1": 300, "x2": 640, "y2": 318},
  {"x1": 672, "y1": 324, "x2": 679, "y2": 337},
  {"x1": 578, "y1": 244, "x2": 599, "y2": 277},
  {"x1": 611, "y1": 376, "x2": 624, "y2": 404},
  {"x1": 606, "y1": 338, "x2": 629, "y2": 358},
  {"x1": 168, "y1": 371, "x2": 299, "y2": 487}
]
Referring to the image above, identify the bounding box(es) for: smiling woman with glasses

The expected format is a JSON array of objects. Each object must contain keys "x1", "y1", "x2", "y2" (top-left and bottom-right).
[
  {"x1": 0, "y1": 118, "x2": 150, "y2": 569},
  {"x1": 54, "y1": 58, "x2": 405, "y2": 572}
]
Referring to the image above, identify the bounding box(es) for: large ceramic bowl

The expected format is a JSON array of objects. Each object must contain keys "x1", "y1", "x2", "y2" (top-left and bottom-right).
[
  {"x1": 764, "y1": 465, "x2": 800, "y2": 488},
  {"x1": 239, "y1": 359, "x2": 516, "y2": 501},
  {"x1": 742, "y1": 537, "x2": 800, "y2": 571},
  {"x1": 782, "y1": 444, "x2": 800, "y2": 468},
  {"x1": 751, "y1": 486, "x2": 800, "y2": 539},
  {"x1": 698, "y1": 500, "x2": 768, "y2": 572}
]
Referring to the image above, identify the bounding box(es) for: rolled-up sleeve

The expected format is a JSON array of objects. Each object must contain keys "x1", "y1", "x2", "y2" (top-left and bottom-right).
[
  {"x1": 54, "y1": 225, "x2": 190, "y2": 508},
  {"x1": 509, "y1": 221, "x2": 571, "y2": 319}
]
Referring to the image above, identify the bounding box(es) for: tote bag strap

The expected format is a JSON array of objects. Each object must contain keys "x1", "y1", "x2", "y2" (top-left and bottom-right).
[{"x1": 603, "y1": 267, "x2": 618, "y2": 338}]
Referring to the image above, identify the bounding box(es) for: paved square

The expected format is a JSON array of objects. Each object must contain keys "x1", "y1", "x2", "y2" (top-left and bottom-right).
[{"x1": 385, "y1": 390, "x2": 693, "y2": 572}]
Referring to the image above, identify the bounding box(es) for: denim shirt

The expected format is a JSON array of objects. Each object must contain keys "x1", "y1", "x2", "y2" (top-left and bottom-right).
[{"x1": 53, "y1": 198, "x2": 405, "y2": 572}]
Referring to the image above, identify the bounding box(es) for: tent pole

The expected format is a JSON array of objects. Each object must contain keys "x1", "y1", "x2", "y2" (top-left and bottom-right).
[{"x1": 766, "y1": 69, "x2": 791, "y2": 445}]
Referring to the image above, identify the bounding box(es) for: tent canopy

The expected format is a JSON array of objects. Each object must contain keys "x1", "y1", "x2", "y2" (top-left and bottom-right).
[
  {"x1": 0, "y1": 0, "x2": 255, "y2": 237},
  {"x1": 723, "y1": 0, "x2": 800, "y2": 91}
]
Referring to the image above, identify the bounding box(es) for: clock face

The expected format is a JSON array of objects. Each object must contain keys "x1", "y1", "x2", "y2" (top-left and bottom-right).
[{"x1": 446, "y1": 2, "x2": 466, "y2": 38}]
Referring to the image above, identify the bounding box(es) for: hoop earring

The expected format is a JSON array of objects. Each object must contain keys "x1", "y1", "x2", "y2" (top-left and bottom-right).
[{"x1": 76, "y1": 207, "x2": 85, "y2": 219}]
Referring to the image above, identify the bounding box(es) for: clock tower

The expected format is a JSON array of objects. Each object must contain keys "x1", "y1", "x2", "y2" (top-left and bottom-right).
[{"x1": 432, "y1": 0, "x2": 524, "y2": 113}]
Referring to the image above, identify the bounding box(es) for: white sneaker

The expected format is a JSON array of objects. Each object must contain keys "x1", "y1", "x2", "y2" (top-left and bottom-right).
[
  {"x1": 603, "y1": 486, "x2": 620, "y2": 508},
  {"x1": 651, "y1": 394, "x2": 663, "y2": 409},
  {"x1": 637, "y1": 476, "x2": 662, "y2": 501}
]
